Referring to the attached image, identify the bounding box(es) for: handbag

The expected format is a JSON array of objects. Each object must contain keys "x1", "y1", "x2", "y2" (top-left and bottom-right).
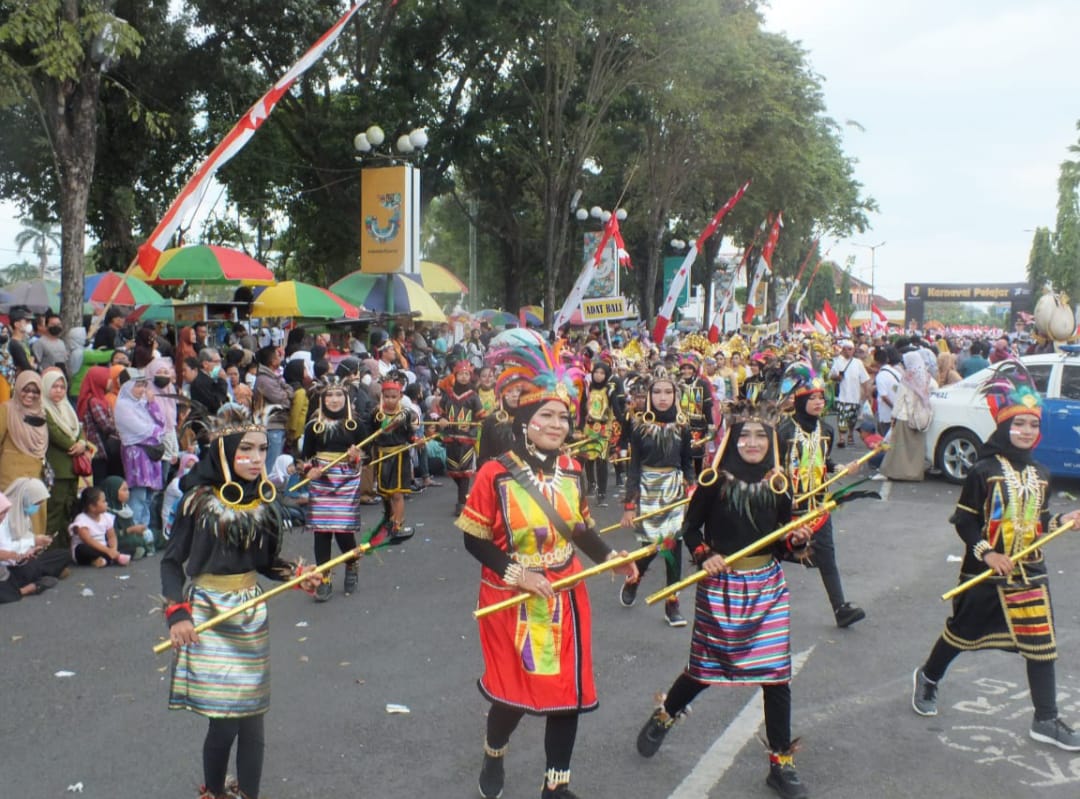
[
  {"x1": 72, "y1": 451, "x2": 92, "y2": 477},
  {"x1": 138, "y1": 441, "x2": 167, "y2": 461}
]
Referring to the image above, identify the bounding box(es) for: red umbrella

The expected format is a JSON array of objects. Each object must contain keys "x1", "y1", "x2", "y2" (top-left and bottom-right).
[{"x1": 138, "y1": 245, "x2": 276, "y2": 285}]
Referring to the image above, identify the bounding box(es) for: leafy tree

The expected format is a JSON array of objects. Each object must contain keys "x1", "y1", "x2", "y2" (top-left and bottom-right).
[
  {"x1": 1026, "y1": 226, "x2": 1053, "y2": 292},
  {"x1": 0, "y1": 0, "x2": 143, "y2": 328},
  {"x1": 0, "y1": 260, "x2": 43, "y2": 285}
]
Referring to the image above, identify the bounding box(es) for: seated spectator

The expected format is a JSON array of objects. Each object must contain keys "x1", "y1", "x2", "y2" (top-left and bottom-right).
[
  {"x1": 102, "y1": 476, "x2": 152, "y2": 558},
  {"x1": 0, "y1": 481, "x2": 72, "y2": 602},
  {"x1": 269, "y1": 454, "x2": 307, "y2": 527},
  {"x1": 69, "y1": 486, "x2": 130, "y2": 567},
  {"x1": 161, "y1": 453, "x2": 199, "y2": 541},
  {"x1": 0, "y1": 371, "x2": 49, "y2": 535}
]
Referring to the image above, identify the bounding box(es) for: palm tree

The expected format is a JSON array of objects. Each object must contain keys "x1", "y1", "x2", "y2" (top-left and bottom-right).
[
  {"x1": 0, "y1": 261, "x2": 46, "y2": 286},
  {"x1": 14, "y1": 218, "x2": 61, "y2": 278}
]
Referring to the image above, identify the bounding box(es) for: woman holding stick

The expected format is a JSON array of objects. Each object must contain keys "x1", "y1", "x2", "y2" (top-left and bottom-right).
[
  {"x1": 458, "y1": 332, "x2": 638, "y2": 799},
  {"x1": 635, "y1": 402, "x2": 813, "y2": 799},
  {"x1": 911, "y1": 362, "x2": 1080, "y2": 751},
  {"x1": 160, "y1": 406, "x2": 319, "y2": 799}
]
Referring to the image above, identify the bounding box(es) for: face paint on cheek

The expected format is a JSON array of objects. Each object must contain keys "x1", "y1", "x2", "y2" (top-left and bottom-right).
[{"x1": 529, "y1": 422, "x2": 544, "y2": 431}]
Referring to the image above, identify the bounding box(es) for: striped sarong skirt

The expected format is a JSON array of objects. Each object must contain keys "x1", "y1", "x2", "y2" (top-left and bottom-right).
[
  {"x1": 687, "y1": 560, "x2": 792, "y2": 685},
  {"x1": 635, "y1": 467, "x2": 685, "y2": 545},
  {"x1": 169, "y1": 574, "x2": 270, "y2": 718},
  {"x1": 307, "y1": 461, "x2": 362, "y2": 534}
]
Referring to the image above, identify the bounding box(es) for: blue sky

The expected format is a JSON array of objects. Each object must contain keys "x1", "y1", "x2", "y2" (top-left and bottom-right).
[{"x1": 764, "y1": 0, "x2": 1080, "y2": 301}]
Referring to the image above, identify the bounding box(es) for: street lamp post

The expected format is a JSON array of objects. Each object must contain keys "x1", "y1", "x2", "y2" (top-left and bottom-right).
[{"x1": 853, "y1": 240, "x2": 886, "y2": 311}]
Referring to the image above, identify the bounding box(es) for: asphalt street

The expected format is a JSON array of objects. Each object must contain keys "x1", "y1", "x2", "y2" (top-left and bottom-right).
[{"x1": 7, "y1": 445, "x2": 1080, "y2": 799}]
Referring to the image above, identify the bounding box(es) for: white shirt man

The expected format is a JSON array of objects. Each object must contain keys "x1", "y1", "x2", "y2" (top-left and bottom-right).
[
  {"x1": 830, "y1": 343, "x2": 871, "y2": 406},
  {"x1": 875, "y1": 360, "x2": 902, "y2": 432}
]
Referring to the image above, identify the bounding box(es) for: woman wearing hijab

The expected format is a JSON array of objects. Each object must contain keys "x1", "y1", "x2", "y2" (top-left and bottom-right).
[
  {"x1": 882, "y1": 350, "x2": 937, "y2": 482},
  {"x1": 635, "y1": 409, "x2": 814, "y2": 799},
  {"x1": 579, "y1": 361, "x2": 623, "y2": 506},
  {"x1": 912, "y1": 363, "x2": 1080, "y2": 752},
  {"x1": 0, "y1": 480, "x2": 71, "y2": 602},
  {"x1": 0, "y1": 371, "x2": 49, "y2": 535},
  {"x1": 459, "y1": 333, "x2": 637, "y2": 799},
  {"x1": 132, "y1": 325, "x2": 159, "y2": 369},
  {"x1": 105, "y1": 363, "x2": 126, "y2": 411},
  {"x1": 42, "y1": 368, "x2": 89, "y2": 550},
  {"x1": 77, "y1": 365, "x2": 122, "y2": 485},
  {"x1": 936, "y1": 350, "x2": 962, "y2": 387},
  {"x1": 114, "y1": 375, "x2": 166, "y2": 531},
  {"x1": 161, "y1": 406, "x2": 320, "y2": 799},
  {"x1": 147, "y1": 357, "x2": 180, "y2": 466}
]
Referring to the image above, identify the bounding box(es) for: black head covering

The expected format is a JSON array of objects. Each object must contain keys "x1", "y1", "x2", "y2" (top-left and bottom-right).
[
  {"x1": 181, "y1": 429, "x2": 263, "y2": 502},
  {"x1": 980, "y1": 417, "x2": 1039, "y2": 467},
  {"x1": 591, "y1": 362, "x2": 610, "y2": 387},
  {"x1": 511, "y1": 399, "x2": 565, "y2": 470},
  {"x1": 336, "y1": 357, "x2": 361, "y2": 378},
  {"x1": 649, "y1": 376, "x2": 679, "y2": 424},
  {"x1": 792, "y1": 393, "x2": 821, "y2": 433},
  {"x1": 283, "y1": 359, "x2": 306, "y2": 387},
  {"x1": 720, "y1": 420, "x2": 775, "y2": 484}
]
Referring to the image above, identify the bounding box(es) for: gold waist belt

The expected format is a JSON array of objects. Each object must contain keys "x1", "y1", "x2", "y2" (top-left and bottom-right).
[
  {"x1": 314, "y1": 450, "x2": 347, "y2": 462},
  {"x1": 193, "y1": 571, "x2": 258, "y2": 591},
  {"x1": 730, "y1": 554, "x2": 773, "y2": 571},
  {"x1": 512, "y1": 544, "x2": 575, "y2": 569}
]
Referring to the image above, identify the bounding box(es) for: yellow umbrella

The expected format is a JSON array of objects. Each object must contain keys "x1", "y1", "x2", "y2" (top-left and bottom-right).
[{"x1": 419, "y1": 261, "x2": 468, "y2": 294}]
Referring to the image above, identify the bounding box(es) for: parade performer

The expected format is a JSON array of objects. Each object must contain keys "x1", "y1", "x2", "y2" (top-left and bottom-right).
[
  {"x1": 437, "y1": 360, "x2": 484, "y2": 514},
  {"x1": 458, "y1": 331, "x2": 638, "y2": 799},
  {"x1": 618, "y1": 371, "x2": 695, "y2": 627},
  {"x1": 367, "y1": 373, "x2": 418, "y2": 544},
  {"x1": 161, "y1": 406, "x2": 320, "y2": 799},
  {"x1": 676, "y1": 352, "x2": 715, "y2": 475},
  {"x1": 477, "y1": 372, "x2": 526, "y2": 467},
  {"x1": 300, "y1": 376, "x2": 369, "y2": 601},
  {"x1": 578, "y1": 361, "x2": 624, "y2": 506},
  {"x1": 635, "y1": 402, "x2": 813, "y2": 799},
  {"x1": 912, "y1": 363, "x2": 1080, "y2": 750},
  {"x1": 776, "y1": 364, "x2": 865, "y2": 628},
  {"x1": 477, "y1": 365, "x2": 499, "y2": 416}
]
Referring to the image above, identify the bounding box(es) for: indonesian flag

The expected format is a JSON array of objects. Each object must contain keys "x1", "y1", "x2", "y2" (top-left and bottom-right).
[
  {"x1": 652, "y1": 181, "x2": 751, "y2": 343},
  {"x1": 869, "y1": 303, "x2": 889, "y2": 335},
  {"x1": 813, "y1": 311, "x2": 831, "y2": 334},
  {"x1": 552, "y1": 214, "x2": 620, "y2": 334},
  {"x1": 613, "y1": 225, "x2": 632, "y2": 269},
  {"x1": 742, "y1": 212, "x2": 782, "y2": 324},
  {"x1": 134, "y1": 2, "x2": 368, "y2": 274},
  {"x1": 822, "y1": 299, "x2": 840, "y2": 333}
]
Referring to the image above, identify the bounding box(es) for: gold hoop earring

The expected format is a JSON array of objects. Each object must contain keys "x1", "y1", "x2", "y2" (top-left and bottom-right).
[
  {"x1": 642, "y1": 410, "x2": 656, "y2": 424},
  {"x1": 375, "y1": 409, "x2": 386, "y2": 423},
  {"x1": 495, "y1": 408, "x2": 509, "y2": 424},
  {"x1": 675, "y1": 412, "x2": 688, "y2": 425},
  {"x1": 313, "y1": 420, "x2": 326, "y2": 435},
  {"x1": 217, "y1": 438, "x2": 245, "y2": 507},
  {"x1": 258, "y1": 469, "x2": 278, "y2": 503},
  {"x1": 345, "y1": 396, "x2": 357, "y2": 430},
  {"x1": 345, "y1": 417, "x2": 358, "y2": 431}
]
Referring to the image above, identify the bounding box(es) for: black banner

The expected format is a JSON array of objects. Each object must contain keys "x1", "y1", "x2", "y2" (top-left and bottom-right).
[{"x1": 904, "y1": 282, "x2": 1032, "y2": 329}]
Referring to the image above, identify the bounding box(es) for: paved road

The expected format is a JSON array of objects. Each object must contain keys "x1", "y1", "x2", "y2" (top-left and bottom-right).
[{"x1": 7, "y1": 451, "x2": 1080, "y2": 799}]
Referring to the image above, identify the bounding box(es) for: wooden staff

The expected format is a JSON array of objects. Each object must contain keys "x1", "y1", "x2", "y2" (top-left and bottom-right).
[
  {"x1": 941, "y1": 520, "x2": 1075, "y2": 601},
  {"x1": 366, "y1": 435, "x2": 437, "y2": 468},
  {"x1": 473, "y1": 545, "x2": 656, "y2": 619},
  {"x1": 597, "y1": 498, "x2": 691, "y2": 535},
  {"x1": 610, "y1": 456, "x2": 630, "y2": 464},
  {"x1": 644, "y1": 500, "x2": 837, "y2": 606},
  {"x1": 289, "y1": 450, "x2": 353, "y2": 492},
  {"x1": 563, "y1": 438, "x2": 591, "y2": 452},
  {"x1": 152, "y1": 543, "x2": 372, "y2": 654},
  {"x1": 792, "y1": 444, "x2": 889, "y2": 504},
  {"x1": 291, "y1": 415, "x2": 407, "y2": 491}
]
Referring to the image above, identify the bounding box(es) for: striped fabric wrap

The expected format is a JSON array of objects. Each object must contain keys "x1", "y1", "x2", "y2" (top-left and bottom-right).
[
  {"x1": 1003, "y1": 585, "x2": 1056, "y2": 659},
  {"x1": 307, "y1": 461, "x2": 362, "y2": 533},
  {"x1": 634, "y1": 467, "x2": 685, "y2": 545},
  {"x1": 687, "y1": 560, "x2": 792, "y2": 685},
  {"x1": 941, "y1": 579, "x2": 1057, "y2": 661},
  {"x1": 169, "y1": 582, "x2": 270, "y2": 718}
]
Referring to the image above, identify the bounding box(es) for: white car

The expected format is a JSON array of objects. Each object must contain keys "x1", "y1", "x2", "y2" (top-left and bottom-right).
[{"x1": 926, "y1": 352, "x2": 1080, "y2": 483}]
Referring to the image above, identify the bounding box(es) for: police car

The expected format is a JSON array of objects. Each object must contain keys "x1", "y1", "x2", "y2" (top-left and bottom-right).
[{"x1": 927, "y1": 349, "x2": 1080, "y2": 483}]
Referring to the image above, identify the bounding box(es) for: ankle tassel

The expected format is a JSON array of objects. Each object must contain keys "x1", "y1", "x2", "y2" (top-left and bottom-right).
[
  {"x1": 653, "y1": 692, "x2": 690, "y2": 728},
  {"x1": 765, "y1": 736, "x2": 802, "y2": 766},
  {"x1": 484, "y1": 739, "x2": 508, "y2": 758},
  {"x1": 544, "y1": 767, "x2": 571, "y2": 789}
]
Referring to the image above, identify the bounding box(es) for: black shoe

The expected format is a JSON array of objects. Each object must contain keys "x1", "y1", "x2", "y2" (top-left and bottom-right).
[
  {"x1": 596, "y1": 493, "x2": 609, "y2": 507},
  {"x1": 911, "y1": 667, "x2": 939, "y2": 717},
  {"x1": 343, "y1": 564, "x2": 359, "y2": 596},
  {"x1": 389, "y1": 524, "x2": 415, "y2": 544},
  {"x1": 478, "y1": 754, "x2": 505, "y2": 798},
  {"x1": 637, "y1": 706, "x2": 676, "y2": 757},
  {"x1": 766, "y1": 753, "x2": 809, "y2": 799},
  {"x1": 665, "y1": 599, "x2": 687, "y2": 627},
  {"x1": 834, "y1": 602, "x2": 865, "y2": 628},
  {"x1": 619, "y1": 579, "x2": 638, "y2": 608},
  {"x1": 314, "y1": 580, "x2": 333, "y2": 603},
  {"x1": 541, "y1": 784, "x2": 579, "y2": 799}
]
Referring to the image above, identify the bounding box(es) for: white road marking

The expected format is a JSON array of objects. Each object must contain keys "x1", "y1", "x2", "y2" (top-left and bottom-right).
[{"x1": 666, "y1": 647, "x2": 815, "y2": 799}]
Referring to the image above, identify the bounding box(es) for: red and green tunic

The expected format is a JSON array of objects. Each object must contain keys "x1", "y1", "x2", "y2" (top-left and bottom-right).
[{"x1": 457, "y1": 454, "x2": 599, "y2": 714}]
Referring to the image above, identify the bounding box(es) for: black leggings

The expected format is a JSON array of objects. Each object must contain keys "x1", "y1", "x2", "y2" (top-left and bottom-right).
[
  {"x1": 455, "y1": 476, "x2": 470, "y2": 505},
  {"x1": 486, "y1": 703, "x2": 578, "y2": 772},
  {"x1": 808, "y1": 518, "x2": 846, "y2": 611},
  {"x1": 922, "y1": 636, "x2": 1059, "y2": 721},
  {"x1": 313, "y1": 532, "x2": 358, "y2": 566},
  {"x1": 203, "y1": 715, "x2": 265, "y2": 798},
  {"x1": 635, "y1": 549, "x2": 683, "y2": 589},
  {"x1": 663, "y1": 673, "x2": 792, "y2": 751},
  {"x1": 584, "y1": 459, "x2": 608, "y2": 497}
]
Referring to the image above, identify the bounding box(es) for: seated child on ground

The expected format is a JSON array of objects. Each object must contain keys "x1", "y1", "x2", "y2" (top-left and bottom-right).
[{"x1": 69, "y1": 486, "x2": 130, "y2": 567}]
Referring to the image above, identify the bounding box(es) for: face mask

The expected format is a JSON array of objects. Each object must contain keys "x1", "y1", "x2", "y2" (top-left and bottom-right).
[
  {"x1": 361, "y1": 374, "x2": 372, "y2": 386},
  {"x1": 245, "y1": 374, "x2": 257, "y2": 388},
  {"x1": 116, "y1": 505, "x2": 134, "y2": 519},
  {"x1": 21, "y1": 322, "x2": 32, "y2": 334},
  {"x1": 153, "y1": 376, "x2": 171, "y2": 389},
  {"x1": 47, "y1": 325, "x2": 62, "y2": 336},
  {"x1": 24, "y1": 503, "x2": 40, "y2": 516},
  {"x1": 210, "y1": 365, "x2": 222, "y2": 379}
]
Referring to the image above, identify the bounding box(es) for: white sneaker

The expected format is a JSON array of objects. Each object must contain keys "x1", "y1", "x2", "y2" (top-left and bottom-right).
[{"x1": 870, "y1": 471, "x2": 888, "y2": 481}]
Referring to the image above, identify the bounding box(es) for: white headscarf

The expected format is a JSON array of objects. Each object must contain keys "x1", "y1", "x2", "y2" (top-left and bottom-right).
[
  {"x1": 269, "y1": 454, "x2": 294, "y2": 487},
  {"x1": 4, "y1": 478, "x2": 48, "y2": 544},
  {"x1": 114, "y1": 379, "x2": 158, "y2": 445},
  {"x1": 901, "y1": 350, "x2": 932, "y2": 407}
]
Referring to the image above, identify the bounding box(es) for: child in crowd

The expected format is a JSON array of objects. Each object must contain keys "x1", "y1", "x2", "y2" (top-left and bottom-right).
[
  {"x1": 269, "y1": 453, "x2": 308, "y2": 528},
  {"x1": 161, "y1": 452, "x2": 199, "y2": 541},
  {"x1": 102, "y1": 475, "x2": 152, "y2": 558},
  {"x1": 69, "y1": 486, "x2": 130, "y2": 567}
]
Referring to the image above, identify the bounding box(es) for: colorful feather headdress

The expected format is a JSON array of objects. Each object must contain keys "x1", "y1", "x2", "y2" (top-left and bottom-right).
[
  {"x1": 979, "y1": 359, "x2": 1042, "y2": 423},
  {"x1": 780, "y1": 361, "x2": 826, "y2": 398},
  {"x1": 487, "y1": 329, "x2": 585, "y2": 411}
]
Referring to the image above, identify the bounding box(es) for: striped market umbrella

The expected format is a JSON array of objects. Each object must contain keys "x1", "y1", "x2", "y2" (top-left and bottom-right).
[
  {"x1": 476, "y1": 308, "x2": 518, "y2": 328},
  {"x1": 419, "y1": 260, "x2": 468, "y2": 294},
  {"x1": 519, "y1": 305, "x2": 544, "y2": 326},
  {"x1": 329, "y1": 271, "x2": 446, "y2": 322},
  {"x1": 142, "y1": 245, "x2": 276, "y2": 285},
  {"x1": 84, "y1": 271, "x2": 166, "y2": 306},
  {"x1": 251, "y1": 281, "x2": 361, "y2": 320}
]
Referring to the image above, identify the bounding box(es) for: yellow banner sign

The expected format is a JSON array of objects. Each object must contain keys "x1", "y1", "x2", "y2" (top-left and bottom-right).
[
  {"x1": 361, "y1": 165, "x2": 412, "y2": 273},
  {"x1": 581, "y1": 297, "x2": 627, "y2": 321}
]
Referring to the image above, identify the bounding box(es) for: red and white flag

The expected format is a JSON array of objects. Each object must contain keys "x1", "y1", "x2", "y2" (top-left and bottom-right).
[
  {"x1": 822, "y1": 299, "x2": 840, "y2": 333},
  {"x1": 552, "y1": 215, "x2": 620, "y2": 334},
  {"x1": 869, "y1": 303, "x2": 889, "y2": 334},
  {"x1": 652, "y1": 181, "x2": 750, "y2": 343},
  {"x1": 134, "y1": 2, "x2": 368, "y2": 274},
  {"x1": 742, "y1": 212, "x2": 783, "y2": 324}
]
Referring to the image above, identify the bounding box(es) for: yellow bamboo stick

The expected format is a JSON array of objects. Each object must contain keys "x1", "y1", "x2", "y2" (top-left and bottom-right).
[
  {"x1": 597, "y1": 498, "x2": 691, "y2": 535},
  {"x1": 792, "y1": 443, "x2": 889, "y2": 504},
  {"x1": 290, "y1": 415, "x2": 405, "y2": 492},
  {"x1": 289, "y1": 450, "x2": 353, "y2": 492},
  {"x1": 152, "y1": 543, "x2": 372, "y2": 654},
  {"x1": 643, "y1": 500, "x2": 837, "y2": 606},
  {"x1": 366, "y1": 435, "x2": 437, "y2": 468},
  {"x1": 941, "y1": 520, "x2": 1075, "y2": 601},
  {"x1": 473, "y1": 544, "x2": 657, "y2": 619}
]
